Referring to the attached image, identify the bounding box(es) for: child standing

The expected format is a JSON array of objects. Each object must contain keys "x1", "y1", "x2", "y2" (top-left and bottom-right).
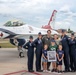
[
  {"x1": 49, "y1": 40, "x2": 58, "y2": 72},
  {"x1": 57, "y1": 44, "x2": 64, "y2": 73},
  {"x1": 42, "y1": 44, "x2": 48, "y2": 72}
]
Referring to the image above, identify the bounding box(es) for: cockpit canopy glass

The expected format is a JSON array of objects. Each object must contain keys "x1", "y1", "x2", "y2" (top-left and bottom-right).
[{"x1": 4, "y1": 20, "x2": 25, "y2": 27}]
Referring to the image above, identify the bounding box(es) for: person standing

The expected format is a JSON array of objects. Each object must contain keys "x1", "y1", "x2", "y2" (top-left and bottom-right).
[
  {"x1": 53, "y1": 34, "x2": 60, "y2": 45},
  {"x1": 57, "y1": 44, "x2": 64, "y2": 73},
  {"x1": 42, "y1": 44, "x2": 48, "y2": 72},
  {"x1": 42, "y1": 30, "x2": 52, "y2": 71},
  {"x1": 53, "y1": 34, "x2": 61, "y2": 71},
  {"x1": 33, "y1": 32, "x2": 43, "y2": 72},
  {"x1": 49, "y1": 40, "x2": 58, "y2": 72},
  {"x1": 23, "y1": 36, "x2": 34, "y2": 72},
  {"x1": 69, "y1": 33, "x2": 76, "y2": 72},
  {"x1": 61, "y1": 29, "x2": 70, "y2": 72}
]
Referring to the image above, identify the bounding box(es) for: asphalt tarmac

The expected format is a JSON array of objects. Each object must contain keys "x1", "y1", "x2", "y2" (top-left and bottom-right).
[{"x1": 0, "y1": 48, "x2": 76, "y2": 75}]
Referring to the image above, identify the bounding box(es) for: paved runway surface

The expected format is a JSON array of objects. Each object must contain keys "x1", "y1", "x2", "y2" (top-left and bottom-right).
[{"x1": 0, "y1": 48, "x2": 76, "y2": 75}]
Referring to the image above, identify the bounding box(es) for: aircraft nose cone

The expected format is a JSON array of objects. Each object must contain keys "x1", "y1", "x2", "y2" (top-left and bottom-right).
[{"x1": 0, "y1": 33, "x2": 3, "y2": 37}]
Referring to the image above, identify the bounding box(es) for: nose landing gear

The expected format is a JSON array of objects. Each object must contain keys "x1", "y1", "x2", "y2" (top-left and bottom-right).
[{"x1": 18, "y1": 46, "x2": 25, "y2": 58}]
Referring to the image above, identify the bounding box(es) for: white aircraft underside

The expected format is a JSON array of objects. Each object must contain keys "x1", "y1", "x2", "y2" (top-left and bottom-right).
[{"x1": 0, "y1": 24, "x2": 58, "y2": 39}]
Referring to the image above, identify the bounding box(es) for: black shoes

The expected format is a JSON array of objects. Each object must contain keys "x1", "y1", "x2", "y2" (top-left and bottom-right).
[
  {"x1": 63, "y1": 69, "x2": 70, "y2": 72},
  {"x1": 68, "y1": 69, "x2": 71, "y2": 72},
  {"x1": 58, "y1": 70, "x2": 63, "y2": 74},
  {"x1": 36, "y1": 70, "x2": 43, "y2": 72},
  {"x1": 29, "y1": 70, "x2": 34, "y2": 72},
  {"x1": 47, "y1": 69, "x2": 50, "y2": 71},
  {"x1": 60, "y1": 70, "x2": 63, "y2": 73},
  {"x1": 51, "y1": 69, "x2": 57, "y2": 72},
  {"x1": 63, "y1": 70, "x2": 68, "y2": 72},
  {"x1": 71, "y1": 70, "x2": 75, "y2": 72},
  {"x1": 51, "y1": 69, "x2": 55, "y2": 72}
]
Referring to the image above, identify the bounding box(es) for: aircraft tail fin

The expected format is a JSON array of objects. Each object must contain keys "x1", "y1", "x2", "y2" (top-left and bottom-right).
[{"x1": 42, "y1": 10, "x2": 57, "y2": 29}]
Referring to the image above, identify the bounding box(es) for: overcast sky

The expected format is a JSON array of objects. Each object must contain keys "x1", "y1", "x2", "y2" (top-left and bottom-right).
[{"x1": 0, "y1": 0, "x2": 76, "y2": 31}]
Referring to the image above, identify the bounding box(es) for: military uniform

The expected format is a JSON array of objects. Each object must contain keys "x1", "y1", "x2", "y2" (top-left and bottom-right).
[
  {"x1": 61, "y1": 35, "x2": 70, "y2": 71},
  {"x1": 23, "y1": 36, "x2": 34, "y2": 72},
  {"x1": 33, "y1": 38, "x2": 43, "y2": 71},
  {"x1": 42, "y1": 35, "x2": 52, "y2": 70},
  {"x1": 69, "y1": 35, "x2": 76, "y2": 71},
  {"x1": 42, "y1": 36, "x2": 52, "y2": 47}
]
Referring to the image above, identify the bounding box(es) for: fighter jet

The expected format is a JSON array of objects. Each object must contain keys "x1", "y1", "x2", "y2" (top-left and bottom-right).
[{"x1": 0, "y1": 10, "x2": 58, "y2": 57}]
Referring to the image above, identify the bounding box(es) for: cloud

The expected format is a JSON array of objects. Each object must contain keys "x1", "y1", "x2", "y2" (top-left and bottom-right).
[
  {"x1": 0, "y1": 0, "x2": 61, "y2": 15},
  {"x1": 0, "y1": 0, "x2": 76, "y2": 31},
  {"x1": 63, "y1": 18, "x2": 74, "y2": 23},
  {"x1": 59, "y1": 5, "x2": 70, "y2": 13},
  {"x1": 67, "y1": 12, "x2": 76, "y2": 17},
  {"x1": 59, "y1": 5, "x2": 76, "y2": 18},
  {"x1": 55, "y1": 4, "x2": 76, "y2": 31},
  {"x1": 55, "y1": 21, "x2": 70, "y2": 30},
  {"x1": 0, "y1": 0, "x2": 60, "y2": 26}
]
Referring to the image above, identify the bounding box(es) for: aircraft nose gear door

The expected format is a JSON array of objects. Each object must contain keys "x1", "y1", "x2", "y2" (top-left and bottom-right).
[{"x1": 13, "y1": 39, "x2": 19, "y2": 46}]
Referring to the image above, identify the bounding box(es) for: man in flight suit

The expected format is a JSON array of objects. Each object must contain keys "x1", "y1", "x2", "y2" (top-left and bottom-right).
[
  {"x1": 42, "y1": 30, "x2": 52, "y2": 71},
  {"x1": 61, "y1": 29, "x2": 70, "y2": 72}
]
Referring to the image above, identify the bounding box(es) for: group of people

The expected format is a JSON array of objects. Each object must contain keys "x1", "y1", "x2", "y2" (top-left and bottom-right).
[{"x1": 23, "y1": 29, "x2": 76, "y2": 73}]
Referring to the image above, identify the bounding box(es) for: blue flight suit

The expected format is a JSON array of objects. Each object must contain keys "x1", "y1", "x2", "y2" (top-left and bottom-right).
[
  {"x1": 33, "y1": 38, "x2": 43, "y2": 71},
  {"x1": 61, "y1": 35, "x2": 70, "y2": 71},
  {"x1": 69, "y1": 38, "x2": 76, "y2": 71},
  {"x1": 23, "y1": 41, "x2": 34, "y2": 71}
]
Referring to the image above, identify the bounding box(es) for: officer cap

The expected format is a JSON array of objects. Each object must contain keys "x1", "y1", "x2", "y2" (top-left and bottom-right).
[
  {"x1": 71, "y1": 32, "x2": 74, "y2": 36},
  {"x1": 62, "y1": 29, "x2": 66, "y2": 33},
  {"x1": 38, "y1": 32, "x2": 42, "y2": 35},
  {"x1": 29, "y1": 35, "x2": 33, "y2": 39}
]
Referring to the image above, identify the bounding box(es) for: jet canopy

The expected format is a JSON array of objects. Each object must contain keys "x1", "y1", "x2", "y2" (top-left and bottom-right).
[{"x1": 4, "y1": 20, "x2": 25, "y2": 27}]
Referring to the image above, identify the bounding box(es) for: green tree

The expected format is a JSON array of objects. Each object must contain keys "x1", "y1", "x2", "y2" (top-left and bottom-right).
[{"x1": 68, "y1": 28, "x2": 73, "y2": 33}]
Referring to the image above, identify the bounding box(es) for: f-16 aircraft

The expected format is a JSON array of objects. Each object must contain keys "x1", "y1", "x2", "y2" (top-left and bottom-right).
[{"x1": 0, "y1": 10, "x2": 58, "y2": 57}]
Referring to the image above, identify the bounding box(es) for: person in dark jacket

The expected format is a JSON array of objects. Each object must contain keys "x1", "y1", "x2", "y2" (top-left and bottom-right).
[
  {"x1": 61, "y1": 29, "x2": 70, "y2": 72},
  {"x1": 69, "y1": 33, "x2": 76, "y2": 72},
  {"x1": 23, "y1": 35, "x2": 34, "y2": 72},
  {"x1": 33, "y1": 32, "x2": 43, "y2": 72}
]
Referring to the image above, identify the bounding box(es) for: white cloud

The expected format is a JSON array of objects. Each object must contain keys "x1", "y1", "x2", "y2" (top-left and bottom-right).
[
  {"x1": 67, "y1": 12, "x2": 76, "y2": 17},
  {"x1": 0, "y1": 0, "x2": 61, "y2": 26},
  {"x1": 55, "y1": 15, "x2": 74, "y2": 30},
  {"x1": 55, "y1": 21, "x2": 70, "y2": 30},
  {"x1": 59, "y1": 5, "x2": 70, "y2": 13},
  {"x1": 63, "y1": 16, "x2": 74, "y2": 23},
  {"x1": 59, "y1": 5, "x2": 76, "y2": 18},
  {"x1": 0, "y1": 0, "x2": 76, "y2": 31},
  {"x1": 0, "y1": 0, "x2": 61, "y2": 15},
  {"x1": 56, "y1": 4, "x2": 76, "y2": 31}
]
